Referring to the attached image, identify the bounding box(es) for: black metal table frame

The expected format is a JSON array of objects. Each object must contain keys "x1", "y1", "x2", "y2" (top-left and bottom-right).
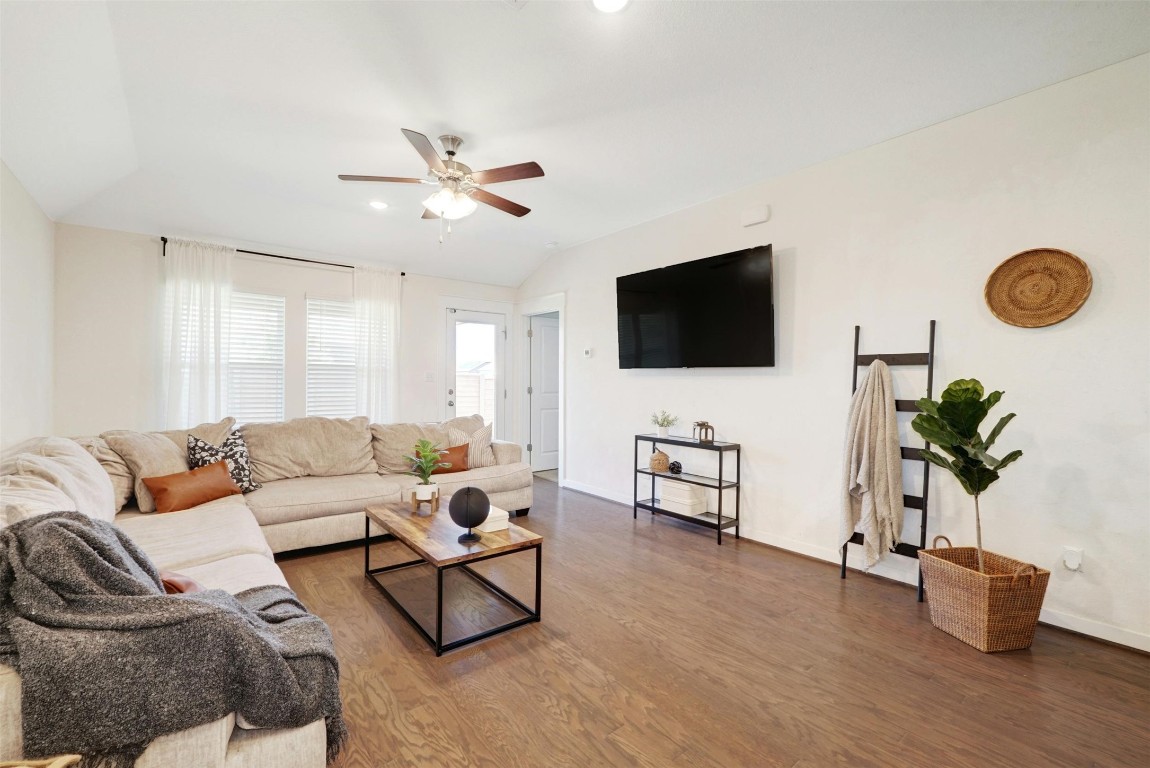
[{"x1": 363, "y1": 519, "x2": 542, "y2": 656}]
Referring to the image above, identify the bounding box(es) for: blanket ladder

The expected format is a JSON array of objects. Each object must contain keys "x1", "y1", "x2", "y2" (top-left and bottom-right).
[{"x1": 840, "y1": 320, "x2": 936, "y2": 601}]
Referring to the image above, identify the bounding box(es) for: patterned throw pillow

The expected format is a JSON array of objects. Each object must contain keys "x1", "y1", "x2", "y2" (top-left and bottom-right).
[
  {"x1": 447, "y1": 422, "x2": 496, "y2": 468},
  {"x1": 187, "y1": 430, "x2": 262, "y2": 493}
]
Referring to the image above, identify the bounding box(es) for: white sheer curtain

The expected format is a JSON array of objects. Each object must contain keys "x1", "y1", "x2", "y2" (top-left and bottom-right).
[
  {"x1": 354, "y1": 265, "x2": 401, "y2": 423},
  {"x1": 161, "y1": 239, "x2": 235, "y2": 428}
]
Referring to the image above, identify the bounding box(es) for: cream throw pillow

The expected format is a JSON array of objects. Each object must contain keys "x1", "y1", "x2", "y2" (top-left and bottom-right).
[
  {"x1": 9, "y1": 437, "x2": 116, "y2": 522},
  {"x1": 73, "y1": 436, "x2": 135, "y2": 511},
  {"x1": 0, "y1": 474, "x2": 79, "y2": 527},
  {"x1": 242, "y1": 416, "x2": 376, "y2": 483},
  {"x1": 101, "y1": 418, "x2": 236, "y2": 513},
  {"x1": 101, "y1": 431, "x2": 187, "y2": 513},
  {"x1": 447, "y1": 422, "x2": 496, "y2": 468}
]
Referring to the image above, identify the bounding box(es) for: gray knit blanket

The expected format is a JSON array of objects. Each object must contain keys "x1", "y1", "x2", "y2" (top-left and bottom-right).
[{"x1": 0, "y1": 512, "x2": 347, "y2": 767}]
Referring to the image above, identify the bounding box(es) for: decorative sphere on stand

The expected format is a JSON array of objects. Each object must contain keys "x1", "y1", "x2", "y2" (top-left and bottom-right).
[{"x1": 449, "y1": 487, "x2": 491, "y2": 544}]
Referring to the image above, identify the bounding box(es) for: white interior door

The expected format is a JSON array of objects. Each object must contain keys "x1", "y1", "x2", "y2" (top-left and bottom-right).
[
  {"x1": 445, "y1": 309, "x2": 505, "y2": 436},
  {"x1": 528, "y1": 313, "x2": 560, "y2": 471}
]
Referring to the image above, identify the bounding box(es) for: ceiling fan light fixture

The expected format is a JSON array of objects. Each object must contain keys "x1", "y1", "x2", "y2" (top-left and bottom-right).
[
  {"x1": 423, "y1": 186, "x2": 477, "y2": 220},
  {"x1": 444, "y1": 192, "x2": 477, "y2": 220}
]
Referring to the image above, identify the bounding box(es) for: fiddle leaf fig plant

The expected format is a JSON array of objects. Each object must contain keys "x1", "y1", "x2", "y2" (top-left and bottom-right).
[
  {"x1": 403, "y1": 439, "x2": 450, "y2": 485},
  {"x1": 912, "y1": 378, "x2": 1023, "y2": 573}
]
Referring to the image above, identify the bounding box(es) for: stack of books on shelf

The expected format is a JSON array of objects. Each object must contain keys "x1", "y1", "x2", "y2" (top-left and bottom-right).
[{"x1": 660, "y1": 479, "x2": 706, "y2": 516}]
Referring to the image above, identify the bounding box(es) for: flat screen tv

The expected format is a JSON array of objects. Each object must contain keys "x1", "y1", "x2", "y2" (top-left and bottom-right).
[{"x1": 617, "y1": 244, "x2": 774, "y2": 368}]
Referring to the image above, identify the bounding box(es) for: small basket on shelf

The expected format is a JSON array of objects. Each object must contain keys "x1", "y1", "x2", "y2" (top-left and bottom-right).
[{"x1": 648, "y1": 449, "x2": 670, "y2": 473}]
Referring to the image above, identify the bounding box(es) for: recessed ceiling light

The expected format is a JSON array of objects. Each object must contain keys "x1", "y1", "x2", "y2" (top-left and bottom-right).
[
  {"x1": 593, "y1": 0, "x2": 629, "y2": 12},
  {"x1": 369, "y1": 201, "x2": 388, "y2": 210}
]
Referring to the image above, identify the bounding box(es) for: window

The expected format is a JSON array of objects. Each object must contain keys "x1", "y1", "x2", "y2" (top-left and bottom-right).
[
  {"x1": 306, "y1": 298, "x2": 356, "y2": 418},
  {"x1": 228, "y1": 292, "x2": 286, "y2": 423}
]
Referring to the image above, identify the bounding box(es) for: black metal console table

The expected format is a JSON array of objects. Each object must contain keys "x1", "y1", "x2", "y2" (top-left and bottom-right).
[{"x1": 633, "y1": 434, "x2": 741, "y2": 545}]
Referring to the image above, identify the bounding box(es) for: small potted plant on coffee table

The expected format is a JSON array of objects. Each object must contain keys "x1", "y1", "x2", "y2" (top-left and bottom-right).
[
  {"x1": 911, "y1": 378, "x2": 1049, "y2": 653},
  {"x1": 405, "y1": 439, "x2": 451, "y2": 506}
]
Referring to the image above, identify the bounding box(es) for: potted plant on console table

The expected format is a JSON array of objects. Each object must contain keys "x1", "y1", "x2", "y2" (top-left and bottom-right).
[
  {"x1": 911, "y1": 378, "x2": 1050, "y2": 653},
  {"x1": 405, "y1": 439, "x2": 451, "y2": 505}
]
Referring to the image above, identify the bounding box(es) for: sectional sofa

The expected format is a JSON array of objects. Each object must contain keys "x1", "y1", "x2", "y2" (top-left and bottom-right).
[{"x1": 0, "y1": 414, "x2": 532, "y2": 767}]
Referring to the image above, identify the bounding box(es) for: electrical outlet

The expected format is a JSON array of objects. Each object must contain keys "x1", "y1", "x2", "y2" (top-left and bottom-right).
[{"x1": 1062, "y1": 546, "x2": 1084, "y2": 571}]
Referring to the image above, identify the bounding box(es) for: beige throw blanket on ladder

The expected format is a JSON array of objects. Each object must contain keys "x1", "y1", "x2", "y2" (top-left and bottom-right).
[{"x1": 840, "y1": 359, "x2": 904, "y2": 567}]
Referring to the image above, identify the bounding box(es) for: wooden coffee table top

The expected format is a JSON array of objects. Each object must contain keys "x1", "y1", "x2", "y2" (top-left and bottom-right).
[{"x1": 366, "y1": 503, "x2": 542, "y2": 567}]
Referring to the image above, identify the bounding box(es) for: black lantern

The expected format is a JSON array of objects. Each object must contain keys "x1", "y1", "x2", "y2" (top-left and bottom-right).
[{"x1": 449, "y1": 487, "x2": 491, "y2": 544}]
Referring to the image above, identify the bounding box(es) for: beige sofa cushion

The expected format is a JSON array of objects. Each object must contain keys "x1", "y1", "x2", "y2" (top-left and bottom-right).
[
  {"x1": 8, "y1": 437, "x2": 116, "y2": 522},
  {"x1": 244, "y1": 474, "x2": 404, "y2": 527},
  {"x1": 73, "y1": 436, "x2": 135, "y2": 511},
  {"x1": 178, "y1": 553, "x2": 288, "y2": 594},
  {"x1": 242, "y1": 417, "x2": 375, "y2": 483},
  {"x1": 116, "y1": 494, "x2": 271, "y2": 570},
  {"x1": 0, "y1": 474, "x2": 78, "y2": 527},
  {"x1": 370, "y1": 414, "x2": 486, "y2": 474},
  {"x1": 427, "y1": 462, "x2": 533, "y2": 498},
  {"x1": 102, "y1": 419, "x2": 235, "y2": 513}
]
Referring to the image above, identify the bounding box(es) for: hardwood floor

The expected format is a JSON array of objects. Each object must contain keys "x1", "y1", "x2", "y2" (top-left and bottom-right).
[{"x1": 278, "y1": 479, "x2": 1150, "y2": 768}]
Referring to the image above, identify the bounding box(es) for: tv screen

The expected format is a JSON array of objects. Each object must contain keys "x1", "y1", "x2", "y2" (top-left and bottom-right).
[{"x1": 617, "y1": 244, "x2": 774, "y2": 368}]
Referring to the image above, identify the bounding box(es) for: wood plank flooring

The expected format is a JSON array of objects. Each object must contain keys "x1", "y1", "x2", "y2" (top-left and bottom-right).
[{"x1": 278, "y1": 479, "x2": 1150, "y2": 768}]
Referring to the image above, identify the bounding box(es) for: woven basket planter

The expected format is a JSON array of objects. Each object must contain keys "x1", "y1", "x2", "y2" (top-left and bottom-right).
[{"x1": 919, "y1": 536, "x2": 1050, "y2": 653}]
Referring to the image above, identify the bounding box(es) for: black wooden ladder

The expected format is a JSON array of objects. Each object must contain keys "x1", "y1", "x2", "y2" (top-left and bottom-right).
[{"x1": 840, "y1": 320, "x2": 936, "y2": 601}]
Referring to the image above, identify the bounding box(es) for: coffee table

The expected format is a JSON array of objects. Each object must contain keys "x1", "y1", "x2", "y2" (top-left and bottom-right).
[{"x1": 364, "y1": 503, "x2": 542, "y2": 656}]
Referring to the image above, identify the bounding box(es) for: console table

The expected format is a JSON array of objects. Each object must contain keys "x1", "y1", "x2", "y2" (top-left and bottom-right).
[{"x1": 633, "y1": 434, "x2": 741, "y2": 545}]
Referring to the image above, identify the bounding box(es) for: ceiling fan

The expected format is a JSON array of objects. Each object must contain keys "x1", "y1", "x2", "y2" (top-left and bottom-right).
[{"x1": 339, "y1": 129, "x2": 544, "y2": 220}]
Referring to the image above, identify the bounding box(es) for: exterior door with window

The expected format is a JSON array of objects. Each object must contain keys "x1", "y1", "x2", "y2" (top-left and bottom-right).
[{"x1": 445, "y1": 309, "x2": 505, "y2": 436}]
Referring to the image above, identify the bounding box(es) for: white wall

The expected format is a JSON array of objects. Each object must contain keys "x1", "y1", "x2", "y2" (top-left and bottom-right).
[
  {"x1": 53, "y1": 224, "x2": 516, "y2": 434},
  {"x1": 399, "y1": 275, "x2": 516, "y2": 425},
  {"x1": 1, "y1": 162, "x2": 55, "y2": 447},
  {"x1": 54, "y1": 224, "x2": 162, "y2": 434},
  {"x1": 516, "y1": 56, "x2": 1150, "y2": 650}
]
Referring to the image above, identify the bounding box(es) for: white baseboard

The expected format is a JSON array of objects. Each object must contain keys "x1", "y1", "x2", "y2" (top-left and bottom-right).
[
  {"x1": 1037, "y1": 608, "x2": 1150, "y2": 652},
  {"x1": 559, "y1": 478, "x2": 632, "y2": 506}
]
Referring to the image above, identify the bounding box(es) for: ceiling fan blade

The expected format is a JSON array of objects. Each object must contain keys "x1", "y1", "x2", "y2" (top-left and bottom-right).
[
  {"x1": 471, "y1": 188, "x2": 531, "y2": 217},
  {"x1": 401, "y1": 128, "x2": 447, "y2": 173},
  {"x1": 422, "y1": 208, "x2": 439, "y2": 220},
  {"x1": 470, "y1": 162, "x2": 544, "y2": 185},
  {"x1": 338, "y1": 174, "x2": 424, "y2": 183}
]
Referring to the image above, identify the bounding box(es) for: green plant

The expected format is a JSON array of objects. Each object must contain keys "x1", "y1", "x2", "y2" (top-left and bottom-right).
[
  {"x1": 911, "y1": 378, "x2": 1022, "y2": 573},
  {"x1": 403, "y1": 439, "x2": 451, "y2": 485},
  {"x1": 650, "y1": 410, "x2": 679, "y2": 428}
]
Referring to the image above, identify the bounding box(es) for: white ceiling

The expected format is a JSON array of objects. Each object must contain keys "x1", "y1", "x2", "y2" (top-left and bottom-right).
[{"x1": 3, "y1": 1, "x2": 1148, "y2": 286}]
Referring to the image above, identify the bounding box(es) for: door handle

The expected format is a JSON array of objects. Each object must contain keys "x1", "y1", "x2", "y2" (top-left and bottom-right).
[{"x1": 448, "y1": 400, "x2": 455, "y2": 407}]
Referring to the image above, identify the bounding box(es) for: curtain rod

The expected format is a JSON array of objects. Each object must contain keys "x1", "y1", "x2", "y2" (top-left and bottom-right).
[{"x1": 160, "y1": 237, "x2": 404, "y2": 276}]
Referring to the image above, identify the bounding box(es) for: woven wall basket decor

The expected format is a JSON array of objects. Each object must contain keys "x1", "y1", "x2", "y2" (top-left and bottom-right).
[{"x1": 984, "y1": 248, "x2": 1092, "y2": 328}]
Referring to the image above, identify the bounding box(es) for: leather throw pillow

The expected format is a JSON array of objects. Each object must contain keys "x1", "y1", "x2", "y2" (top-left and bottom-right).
[
  {"x1": 141, "y1": 461, "x2": 242, "y2": 514},
  {"x1": 431, "y1": 443, "x2": 469, "y2": 475}
]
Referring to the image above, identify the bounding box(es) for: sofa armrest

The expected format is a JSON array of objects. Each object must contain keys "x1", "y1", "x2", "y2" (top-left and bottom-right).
[{"x1": 491, "y1": 440, "x2": 522, "y2": 465}]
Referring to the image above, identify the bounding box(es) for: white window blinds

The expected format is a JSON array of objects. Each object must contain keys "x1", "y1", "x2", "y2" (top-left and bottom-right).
[
  {"x1": 228, "y1": 292, "x2": 285, "y2": 424},
  {"x1": 306, "y1": 298, "x2": 357, "y2": 418}
]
